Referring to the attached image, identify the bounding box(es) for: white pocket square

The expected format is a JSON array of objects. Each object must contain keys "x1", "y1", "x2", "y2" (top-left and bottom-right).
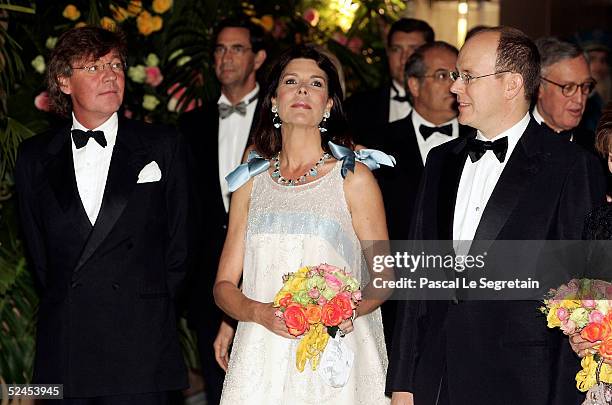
[{"x1": 137, "y1": 161, "x2": 162, "y2": 183}]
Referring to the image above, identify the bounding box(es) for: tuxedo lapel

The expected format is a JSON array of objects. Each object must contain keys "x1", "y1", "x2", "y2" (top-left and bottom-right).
[
  {"x1": 438, "y1": 136, "x2": 471, "y2": 240},
  {"x1": 472, "y1": 120, "x2": 543, "y2": 242},
  {"x1": 73, "y1": 121, "x2": 146, "y2": 273},
  {"x1": 46, "y1": 126, "x2": 93, "y2": 240}
]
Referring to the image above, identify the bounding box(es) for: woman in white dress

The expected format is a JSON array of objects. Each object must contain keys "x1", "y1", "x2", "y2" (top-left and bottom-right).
[{"x1": 212, "y1": 45, "x2": 392, "y2": 404}]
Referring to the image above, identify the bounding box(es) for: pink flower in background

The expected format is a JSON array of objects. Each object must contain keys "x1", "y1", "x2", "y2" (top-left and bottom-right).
[
  {"x1": 308, "y1": 288, "x2": 320, "y2": 299},
  {"x1": 303, "y1": 8, "x2": 319, "y2": 26},
  {"x1": 332, "y1": 32, "x2": 348, "y2": 46},
  {"x1": 590, "y1": 310, "x2": 605, "y2": 324},
  {"x1": 34, "y1": 91, "x2": 50, "y2": 111},
  {"x1": 583, "y1": 299, "x2": 596, "y2": 309},
  {"x1": 123, "y1": 109, "x2": 133, "y2": 119},
  {"x1": 317, "y1": 295, "x2": 327, "y2": 306},
  {"x1": 347, "y1": 37, "x2": 363, "y2": 54},
  {"x1": 167, "y1": 83, "x2": 200, "y2": 112},
  {"x1": 272, "y1": 19, "x2": 287, "y2": 39},
  {"x1": 145, "y1": 66, "x2": 163, "y2": 87}
]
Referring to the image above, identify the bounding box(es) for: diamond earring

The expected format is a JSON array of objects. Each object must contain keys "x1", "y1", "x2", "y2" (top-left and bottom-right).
[
  {"x1": 272, "y1": 105, "x2": 282, "y2": 129},
  {"x1": 319, "y1": 110, "x2": 330, "y2": 133}
]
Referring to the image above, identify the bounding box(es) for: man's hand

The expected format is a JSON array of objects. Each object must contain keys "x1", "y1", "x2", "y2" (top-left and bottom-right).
[
  {"x1": 213, "y1": 319, "x2": 236, "y2": 371},
  {"x1": 391, "y1": 391, "x2": 414, "y2": 405}
]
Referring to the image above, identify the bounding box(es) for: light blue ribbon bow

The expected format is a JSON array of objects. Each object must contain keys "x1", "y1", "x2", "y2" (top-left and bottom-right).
[
  {"x1": 328, "y1": 141, "x2": 396, "y2": 178},
  {"x1": 226, "y1": 150, "x2": 270, "y2": 192}
]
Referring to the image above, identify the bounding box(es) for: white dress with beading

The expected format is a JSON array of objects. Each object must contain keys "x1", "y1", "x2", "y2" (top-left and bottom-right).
[{"x1": 220, "y1": 161, "x2": 390, "y2": 404}]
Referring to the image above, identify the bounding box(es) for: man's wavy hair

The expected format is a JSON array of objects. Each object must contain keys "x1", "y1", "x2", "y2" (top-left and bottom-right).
[
  {"x1": 47, "y1": 26, "x2": 127, "y2": 117},
  {"x1": 252, "y1": 45, "x2": 351, "y2": 158}
]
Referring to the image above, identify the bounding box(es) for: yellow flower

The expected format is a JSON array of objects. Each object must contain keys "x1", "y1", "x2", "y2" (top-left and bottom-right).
[
  {"x1": 142, "y1": 95, "x2": 160, "y2": 111},
  {"x1": 576, "y1": 355, "x2": 612, "y2": 392},
  {"x1": 100, "y1": 17, "x2": 117, "y2": 31},
  {"x1": 110, "y1": 5, "x2": 129, "y2": 22},
  {"x1": 152, "y1": 0, "x2": 173, "y2": 14},
  {"x1": 546, "y1": 304, "x2": 561, "y2": 328},
  {"x1": 75, "y1": 22, "x2": 87, "y2": 28},
  {"x1": 137, "y1": 11, "x2": 163, "y2": 36},
  {"x1": 127, "y1": 0, "x2": 143, "y2": 17},
  {"x1": 63, "y1": 5, "x2": 81, "y2": 21},
  {"x1": 560, "y1": 299, "x2": 582, "y2": 310}
]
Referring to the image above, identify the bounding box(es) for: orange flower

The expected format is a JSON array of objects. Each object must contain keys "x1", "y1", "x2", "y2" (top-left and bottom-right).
[
  {"x1": 152, "y1": 0, "x2": 173, "y2": 14},
  {"x1": 110, "y1": 5, "x2": 129, "y2": 22},
  {"x1": 279, "y1": 293, "x2": 292, "y2": 308},
  {"x1": 321, "y1": 302, "x2": 343, "y2": 326},
  {"x1": 284, "y1": 304, "x2": 308, "y2": 336},
  {"x1": 63, "y1": 5, "x2": 81, "y2": 21},
  {"x1": 599, "y1": 337, "x2": 612, "y2": 359},
  {"x1": 582, "y1": 322, "x2": 611, "y2": 342},
  {"x1": 137, "y1": 11, "x2": 163, "y2": 36},
  {"x1": 331, "y1": 294, "x2": 353, "y2": 319},
  {"x1": 127, "y1": 0, "x2": 143, "y2": 17},
  {"x1": 100, "y1": 17, "x2": 116, "y2": 31},
  {"x1": 260, "y1": 15, "x2": 274, "y2": 32},
  {"x1": 305, "y1": 305, "x2": 322, "y2": 324}
]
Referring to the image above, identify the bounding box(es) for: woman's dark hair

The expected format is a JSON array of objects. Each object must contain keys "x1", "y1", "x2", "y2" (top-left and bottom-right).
[
  {"x1": 252, "y1": 45, "x2": 351, "y2": 158},
  {"x1": 47, "y1": 26, "x2": 127, "y2": 117},
  {"x1": 596, "y1": 102, "x2": 612, "y2": 158}
]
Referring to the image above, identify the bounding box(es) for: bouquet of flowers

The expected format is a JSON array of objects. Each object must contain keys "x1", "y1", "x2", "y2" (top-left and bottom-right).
[
  {"x1": 273, "y1": 264, "x2": 361, "y2": 372},
  {"x1": 540, "y1": 279, "x2": 612, "y2": 395}
]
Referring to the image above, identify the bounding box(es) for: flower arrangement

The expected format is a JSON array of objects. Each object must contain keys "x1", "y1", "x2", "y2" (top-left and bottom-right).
[
  {"x1": 540, "y1": 279, "x2": 612, "y2": 392},
  {"x1": 273, "y1": 264, "x2": 361, "y2": 372}
]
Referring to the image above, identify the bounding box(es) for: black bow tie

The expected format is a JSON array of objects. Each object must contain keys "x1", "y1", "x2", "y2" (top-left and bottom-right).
[
  {"x1": 466, "y1": 137, "x2": 508, "y2": 163},
  {"x1": 541, "y1": 122, "x2": 573, "y2": 141},
  {"x1": 71, "y1": 129, "x2": 107, "y2": 149},
  {"x1": 391, "y1": 83, "x2": 410, "y2": 103},
  {"x1": 419, "y1": 123, "x2": 453, "y2": 139}
]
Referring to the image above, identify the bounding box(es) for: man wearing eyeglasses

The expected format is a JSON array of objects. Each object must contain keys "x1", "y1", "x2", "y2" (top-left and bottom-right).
[
  {"x1": 344, "y1": 18, "x2": 434, "y2": 148},
  {"x1": 15, "y1": 27, "x2": 190, "y2": 403},
  {"x1": 388, "y1": 27, "x2": 605, "y2": 405},
  {"x1": 177, "y1": 17, "x2": 267, "y2": 405},
  {"x1": 533, "y1": 37, "x2": 596, "y2": 153}
]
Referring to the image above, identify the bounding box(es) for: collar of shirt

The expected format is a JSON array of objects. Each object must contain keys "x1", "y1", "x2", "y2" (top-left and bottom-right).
[
  {"x1": 531, "y1": 105, "x2": 546, "y2": 126},
  {"x1": 217, "y1": 83, "x2": 260, "y2": 110},
  {"x1": 390, "y1": 80, "x2": 406, "y2": 98},
  {"x1": 71, "y1": 112, "x2": 119, "y2": 149},
  {"x1": 475, "y1": 111, "x2": 530, "y2": 163},
  {"x1": 411, "y1": 109, "x2": 458, "y2": 140}
]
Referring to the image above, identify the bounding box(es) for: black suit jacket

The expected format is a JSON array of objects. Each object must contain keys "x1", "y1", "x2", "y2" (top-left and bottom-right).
[
  {"x1": 345, "y1": 86, "x2": 391, "y2": 148},
  {"x1": 177, "y1": 98, "x2": 260, "y2": 330},
  {"x1": 15, "y1": 118, "x2": 190, "y2": 397},
  {"x1": 378, "y1": 113, "x2": 471, "y2": 240},
  {"x1": 386, "y1": 118, "x2": 606, "y2": 405}
]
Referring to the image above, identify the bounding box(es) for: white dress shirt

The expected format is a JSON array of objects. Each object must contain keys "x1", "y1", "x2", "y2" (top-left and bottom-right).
[
  {"x1": 71, "y1": 112, "x2": 118, "y2": 225},
  {"x1": 453, "y1": 112, "x2": 530, "y2": 247},
  {"x1": 411, "y1": 109, "x2": 459, "y2": 165},
  {"x1": 389, "y1": 80, "x2": 412, "y2": 123},
  {"x1": 218, "y1": 84, "x2": 259, "y2": 212}
]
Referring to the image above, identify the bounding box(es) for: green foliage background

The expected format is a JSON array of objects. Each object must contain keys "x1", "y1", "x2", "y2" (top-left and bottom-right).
[{"x1": 0, "y1": 0, "x2": 404, "y2": 383}]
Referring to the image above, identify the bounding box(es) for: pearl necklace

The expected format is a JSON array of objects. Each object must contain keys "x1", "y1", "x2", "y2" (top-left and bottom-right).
[{"x1": 271, "y1": 151, "x2": 331, "y2": 186}]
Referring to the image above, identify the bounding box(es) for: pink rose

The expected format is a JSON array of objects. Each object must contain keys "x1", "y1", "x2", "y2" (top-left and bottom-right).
[
  {"x1": 124, "y1": 109, "x2": 133, "y2": 119},
  {"x1": 302, "y1": 8, "x2": 319, "y2": 26},
  {"x1": 556, "y1": 307, "x2": 569, "y2": 322},
  {"x1": 318, "y1": 264, "x2": 338, "y2": 274},
  {"x1": 308, "y1": 288, "x2": 320, "y2": 299},
  {"x1": 590, "y1": 310, "x2": 605, "y2": 324},
  {"x1": 145, "y1": 66, "x2": 163, "y2": 87},
  {"x1": 560, "y1": 319, "x2": 577, "y2": 335},
  {"x1": 317, "y1": 295, "x2": 327, "y2": 306},
  {"x1": 332, "y1": 32, "x2": 348, "y2": 46},
  {"x1": 324, "y1": 274, "x2": 342, "y2": 291},
  {"x1": 352, "y1": 290, "x2": 362, "y2": 302},
  {"x1": 34, "y1": 91, "x2": 49, "y2": 111}
]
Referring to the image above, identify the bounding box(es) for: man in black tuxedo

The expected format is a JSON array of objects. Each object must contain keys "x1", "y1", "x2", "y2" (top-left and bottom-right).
[
  {"x1": 15, "y1": 27, "x2": 189, "y2": 404},
  {"x1": 344, "y1": 18, "x2": 434, "y2": 148},
  {"x1": 387, "y1": 27, "x2": 606, "y2": 405},
  {"x1": 533, "y1": 37, "x2": 597, "y2": 153},
  {"x1": 177, "y1": 18, "x2": 266, "y2": 405},
  {"x1": 380, "y1": 41, "x2": 469, "y2": 241}
]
